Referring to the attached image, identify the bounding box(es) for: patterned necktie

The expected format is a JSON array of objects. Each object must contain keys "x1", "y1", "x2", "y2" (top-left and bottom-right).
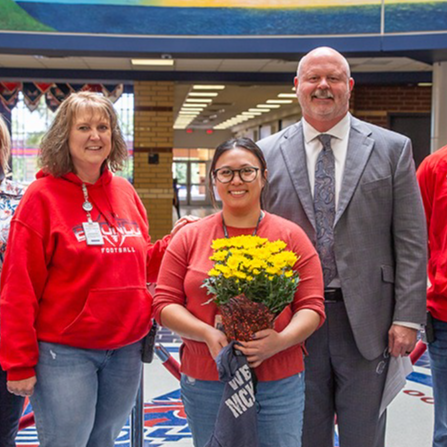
[{"x1": 314, "y1": 134, "x2": 337, "y2": 286}]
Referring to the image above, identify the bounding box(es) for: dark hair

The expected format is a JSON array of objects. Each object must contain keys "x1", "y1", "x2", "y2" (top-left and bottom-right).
[{"x1": 208, "y1": 137, "x2": 268, "y2": 208}]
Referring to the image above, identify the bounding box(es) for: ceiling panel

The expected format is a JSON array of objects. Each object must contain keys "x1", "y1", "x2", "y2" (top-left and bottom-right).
[
  {"x1": 39, "y1": 57, "x2": 90, "y2": 70},
  {"x1": 175, "y1": 59, "x2": 223, "y2": 71},
  {"x1": 217, "y1": 59, "x2": 272, "y2": 72},
  {"x1": 82, "y1": 57, "x2": 132, "y2": 70},
  {"x1": 0, "y1": 54, "x2": 433, "y2": 74},
  {"x1": 261, "y1": 60, "x2": 299, "y2": 73},
  {"x1": 0, "y1": 55, "x2": 46, "y2": 69}
]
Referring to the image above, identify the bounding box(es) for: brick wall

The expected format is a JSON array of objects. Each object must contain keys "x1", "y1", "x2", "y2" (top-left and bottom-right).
[
  {"x1": 133, "y1": 81, "x2": 174, "y2": 241},
  {"x1": 350, "y1": 84, "x2": 432, "y2": 128}
]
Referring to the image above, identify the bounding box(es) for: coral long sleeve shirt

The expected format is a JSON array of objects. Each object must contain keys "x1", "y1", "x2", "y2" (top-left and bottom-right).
[{"x1": 154, "y1": 212, "x2": 325, "y2": 382}]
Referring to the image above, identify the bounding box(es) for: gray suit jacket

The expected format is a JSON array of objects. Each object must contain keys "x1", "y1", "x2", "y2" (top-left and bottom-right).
[{"x1": 258, "y1": 115, "x2": 427, "y2": 360}]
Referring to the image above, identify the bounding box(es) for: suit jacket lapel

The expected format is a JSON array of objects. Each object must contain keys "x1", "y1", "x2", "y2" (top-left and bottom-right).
[
  {"x1": 335, "y1": 118, "x2": 374, "y2": 226},
  {"x1": 279, "y1": 122, "x2": 317, "y2": 230}
]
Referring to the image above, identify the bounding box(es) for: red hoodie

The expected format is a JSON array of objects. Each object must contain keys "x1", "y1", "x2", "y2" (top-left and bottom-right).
[
  {"x1": 0, "y1": 169, "x2": 168, "y2": 381},
  {"x1": 417, "y1": 145, "x2": 447, "y2": 322}
]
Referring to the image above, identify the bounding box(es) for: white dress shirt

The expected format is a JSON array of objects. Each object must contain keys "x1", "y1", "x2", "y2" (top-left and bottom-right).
[{"x1": 302, "y1": 113, "x2": 350, "y2": 210}]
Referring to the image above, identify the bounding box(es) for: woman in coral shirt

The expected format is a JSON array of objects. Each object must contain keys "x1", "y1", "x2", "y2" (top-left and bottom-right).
[{"x1": 154, "y1": 138, "x2": 325, "y2": 447}]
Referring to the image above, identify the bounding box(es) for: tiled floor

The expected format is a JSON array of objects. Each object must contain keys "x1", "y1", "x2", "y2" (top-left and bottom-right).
[
  {"x1": 143, "y1": 341, "x2": 434, "y2": 447},
  {"x1": 15, "y1": 334, "x2": 434, "y2": 446},
  {"x1": 16, "y1": 206, "x2": 435, "y2": 446}
]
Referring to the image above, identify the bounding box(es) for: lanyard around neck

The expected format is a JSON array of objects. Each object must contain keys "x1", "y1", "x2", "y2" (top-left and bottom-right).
[
  {"x1": 81, "y1": 183, "x2": 94, "y2": 223},
  {"x1": 221, "y1": 211, "x2": 264, "y2": 239}
]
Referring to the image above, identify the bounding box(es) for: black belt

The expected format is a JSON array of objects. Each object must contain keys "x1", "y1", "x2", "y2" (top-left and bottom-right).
[{"x1": 324, "y1": 288, "x2": 343, "y2": 302}]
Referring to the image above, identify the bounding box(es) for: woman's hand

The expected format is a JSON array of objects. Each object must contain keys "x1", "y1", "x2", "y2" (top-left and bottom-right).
[
  {"x1": 235, "y1": 329, "x2": 285, "y2": 368},
  {"x1": 7, "y1": 376, "x2": 37, "y2": 397},
  {"x1": 171, "y1": 215, "x2": 200, "y2": 239},
  {"x1": 203, "y1": 327, "x2": 229, "y2": 360}
]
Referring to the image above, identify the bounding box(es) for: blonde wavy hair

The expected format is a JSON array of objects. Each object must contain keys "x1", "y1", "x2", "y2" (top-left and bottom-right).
[
  {"x1": 0, "y1": 115, "x2": 11, "y2": 173},
  {"x1": 39, "y1": 92, "x2": 128, "y2": 177}
]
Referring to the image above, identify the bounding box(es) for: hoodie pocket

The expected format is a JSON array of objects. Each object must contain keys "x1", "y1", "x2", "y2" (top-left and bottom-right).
[{"x1": 63, "y1": 286, "x2": 152, "y2": 346}]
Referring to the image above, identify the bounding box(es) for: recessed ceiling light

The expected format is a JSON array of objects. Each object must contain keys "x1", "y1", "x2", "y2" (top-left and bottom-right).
[
  {"x1": 278, "y1": 93, "x2": 296, "y2": 98},
  {"x1": 131, "y1": 59, "x2": 174, "y2": 66},
  {"x1": 182, "y1": 104, "x2": 205, "y2": 108},
  {"x1": 193, "y1": 85, "x2": 225, "y2": 90},
  {"x1": 181, "y1": 108, "x2": 203, "y2": 112},
  {"x1": 266, "y1": 99, "x2": 294, "y2": 104},
  {"x1": 250, "y1": 108, "x2": 270, "y2": 113},
  {"x1": 185, "y1": 99, "x2": 212, "y2": 103},
  {"x1": 418, "y1": 82, "x2": 432, "y2": 87},
  {"x1": 188, "y1": 92, "x2": 219, "y2": 97},
  {"x1": 242, "y1": 112, "x2": 257, "y2": 117},
  {"x1": 257, "y1": 104, "x2": 281, "y2": 108}
]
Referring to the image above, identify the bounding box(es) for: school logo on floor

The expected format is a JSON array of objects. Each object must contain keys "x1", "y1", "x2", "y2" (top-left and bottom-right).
[
  {"x1": 15, "y1": 354, "x2": 433, "y2": 446},
  {"x1": 16, "y1": 390, "x2": 192, "y2": 446}
]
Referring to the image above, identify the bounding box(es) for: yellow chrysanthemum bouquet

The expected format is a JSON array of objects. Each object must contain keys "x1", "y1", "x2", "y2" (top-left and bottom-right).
[{"x1": 203, "y1": 235, "x2": 300, "y2": 341}]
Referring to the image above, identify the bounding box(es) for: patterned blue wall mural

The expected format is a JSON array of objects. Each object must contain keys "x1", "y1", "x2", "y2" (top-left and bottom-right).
[{"x1": 1, "y1": 0, "x2": 447, "y2": 36}]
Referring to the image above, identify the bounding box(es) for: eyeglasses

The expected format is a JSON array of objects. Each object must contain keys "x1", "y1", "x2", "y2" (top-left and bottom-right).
[{"x1": 213, "y1": 166, "x2": 260, "y2": 183}]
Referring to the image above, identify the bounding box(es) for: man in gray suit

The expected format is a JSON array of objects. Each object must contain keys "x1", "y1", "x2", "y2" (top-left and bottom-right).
[{"x1": 258, "y1": 47, "x2": 427, "y2": 447}]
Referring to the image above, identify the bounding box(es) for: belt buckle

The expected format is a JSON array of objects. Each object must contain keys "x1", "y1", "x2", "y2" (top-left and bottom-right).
[{"x1": 324, "y1": 288, "x2": 340, "y2": 303}]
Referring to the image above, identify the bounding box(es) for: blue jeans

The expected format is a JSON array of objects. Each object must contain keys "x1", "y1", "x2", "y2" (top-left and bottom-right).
[
  {"x1": 181, "y1": 372, "x2": 305, "y2": 447},
  {"x1": 429, "y1": 317, "x2": 447, "y2": 447},
  {"x1": 30, "y1": 341, "x2": 143, "y2": 447},
  {"x1": 0, "y1": 367, "x2": 24, "y2": 447}
]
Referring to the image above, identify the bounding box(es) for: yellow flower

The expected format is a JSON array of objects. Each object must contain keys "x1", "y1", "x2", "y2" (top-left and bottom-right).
[
  {"x1": 266, "y1": 266, "x2": 280, "y2": 275},
  {"x1": 235, "y1": 271, "x2": 247, "y2": 279},
  {"x1": 227, "y1": 255, "x2": 244, "y2": 270},
  {"x1": 215, "y1": 264, "x2": 230, "y2": 275},
  {"x1": 210, "y1": 250, "x2": 228, "y2": 262},
  {"x1": 285, "y1": 270, "x2": 293, "y2": 278},
  {"x1": 208, "y1": 268, "x2": 220, "y2": 277},
  {"x1": 211, "y1": 238, "x2": 229, "y2": 250}
]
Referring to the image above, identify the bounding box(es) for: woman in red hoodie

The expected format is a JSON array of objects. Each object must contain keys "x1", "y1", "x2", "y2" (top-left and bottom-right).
[{"x1": 0, "y1": 92, "x2": 183, "y2": 447}]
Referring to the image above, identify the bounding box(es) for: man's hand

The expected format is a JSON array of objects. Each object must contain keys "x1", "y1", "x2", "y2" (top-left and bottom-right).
[
  {"x1": 388, "y1": 324, "x2": 418, "y2": 357},
  {"x1": 7, "y1": 376, "x2": 37, "y2": 397}
]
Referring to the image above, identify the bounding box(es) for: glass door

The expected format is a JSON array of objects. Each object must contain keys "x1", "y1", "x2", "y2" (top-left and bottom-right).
[
  {"x1": 190, "y1": 160, "x2": 209, "y2": 205},
  {"x1": 173, "y1": 160, "x2": 212, "y2": 206}
]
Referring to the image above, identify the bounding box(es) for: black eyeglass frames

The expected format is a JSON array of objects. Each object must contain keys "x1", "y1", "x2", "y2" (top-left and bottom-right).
[{"x1": 213, "y1": 166, "x2": 260, "y2": 183}]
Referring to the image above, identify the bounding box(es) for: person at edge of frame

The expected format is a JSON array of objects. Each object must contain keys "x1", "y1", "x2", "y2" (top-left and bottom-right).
[
  {"x1": 0, "y1": 115, "x2": 27, "y2": 447},
  {"x1": 417, "y1": 145, "x2": 447, "y2": 447}
]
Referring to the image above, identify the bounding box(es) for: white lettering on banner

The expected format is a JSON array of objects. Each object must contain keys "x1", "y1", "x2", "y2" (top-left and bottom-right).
[
  {"x1": 228, "y1": 364, "x2": 251, "y2": 390},
  {"x1": 224, "y1": 365, "x2": 255, "y2": 418}
]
